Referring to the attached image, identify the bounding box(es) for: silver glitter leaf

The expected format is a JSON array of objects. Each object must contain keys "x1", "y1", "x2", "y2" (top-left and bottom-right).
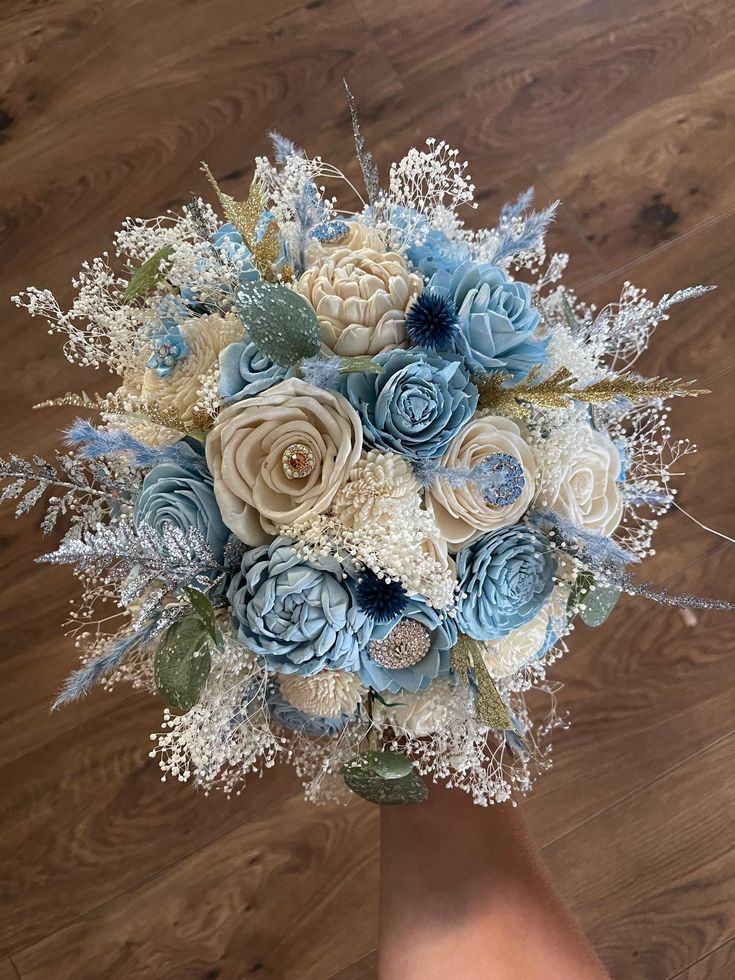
[{"x1": 237, "y1": 283, "x2": 320, "y2": 367}]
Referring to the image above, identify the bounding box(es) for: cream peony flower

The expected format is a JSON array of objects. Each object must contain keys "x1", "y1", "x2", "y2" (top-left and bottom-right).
[
  {"x1": 296, "y1": 246, "x2": 422, "y2": 357},
  {"x1": 278, "y1": 670, "x2": 366, "y2": 718},
  {"x1": 206, "y1": 377, "x2": 363, "y2": 545},
  {"x1": 375, "y1": 679, "x2": 457, "y2": 737},
  {"x1": 427, "y1": 416, "x2": 537, "y2": 549},
  {"x1": 482, "y1": 585, "x2": 568, "y2": 680},
  {"x1": 141, "y1": 312, "x2": 242, "y2": 426},
  {"x1": 539, "y1": 426, "x2": 623, "y2": 536}
]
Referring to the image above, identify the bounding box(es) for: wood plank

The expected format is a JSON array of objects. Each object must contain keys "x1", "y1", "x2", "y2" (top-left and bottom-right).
[
  {"x1": 327, "y1": 951, "x2": 378, "y2": 980},
  {"x1": 542, "y1": 735, "x2": 735, "y2": 979},
  {"x1": 0, "y1": 960, "x2": 19, "y2": 980},
  {"x1": 542, "y1": 67, "x2": 735, "y2": 270},
  {"x1": 12, "y1": 795, "x2": 380, "y2": 980},
  {"x1": 669, "y1": 937, "x2": 735, "y2": 979},
  {"x1": 0, "y1": 695, "x2": 301, "y2": 956}
]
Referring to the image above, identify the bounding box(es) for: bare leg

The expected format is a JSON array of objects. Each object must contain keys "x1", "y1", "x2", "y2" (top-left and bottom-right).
[{"x1": 379, "y1": 786, "x2": 609, "y2": 979}]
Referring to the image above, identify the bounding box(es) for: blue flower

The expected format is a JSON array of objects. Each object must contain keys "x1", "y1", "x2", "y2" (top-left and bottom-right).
[
  {"x1": 133, "y1": 442, "x2": 229, "y2": 562},
  {"x1": 455, "y1": 525, "x2": 557, "y2": 640},
  {"x1": 219, "y1": 338, "x2": 289, "y2": 402},
  {"x1": 227, "y1": 537, "x2": 372, "y2": 676},
  {"x1": 212, "y1": 219, "x2": 289, "y2": 286},
  {"x1": 356, "y1": 571, "x2": 408, "y2": 623},
  {"x1": 405, "y1": 291, "x2": 459, "y2": 350},
  {"x1": 267, "y1": 683, "x2": 351, "y2": 737},
  {"x1": 406, "y1": 225, "x2": 471, "y2": 279},
  {"x1": 429, "y1": 261, "x2": 547, "y2": 379},
  {"x1": 344, "y1": 348, "x2": 478, "y2": 460},
  {"x1": 146, "y1": 323, "x2": 189, "y2": 378},
  {"x1": 360, "y1": 596, "x2": 457, "y2": 694}
]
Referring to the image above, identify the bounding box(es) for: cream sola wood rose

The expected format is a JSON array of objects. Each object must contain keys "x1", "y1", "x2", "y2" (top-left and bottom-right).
[
  {"x1": 296, "y1": 246, "x2": 422, "y2": 356},
  {"x1": 426, "y1": 415, "x2": 537, "y2": 549},
  {"x1": 206, "y1": 377, "x2": 363, "y2": 544}
]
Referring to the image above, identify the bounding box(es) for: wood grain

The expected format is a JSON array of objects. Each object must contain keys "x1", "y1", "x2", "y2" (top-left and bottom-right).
[{"x1": 0, "y1": 0, "x2": 733, "y2": 977}]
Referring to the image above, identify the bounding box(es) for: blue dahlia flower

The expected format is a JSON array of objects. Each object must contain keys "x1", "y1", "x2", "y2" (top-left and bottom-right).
[
  {"x1": 344, "y1": 348, "x2": 477, "y2": 460},
  {"x1": 429, "y1": 261, "x2": 547, "y2": 379},
  {"x1": 267, "y1": 684, "x2": 351, "y2": 737},
  {"x1": 455, "y1": 525, "x2": 557, "y2": 640},
  {"x1": 133, "y1": 442, "x2": 229, "y2": 562},
  {"x1": 219, "y1": 338, "x2": 289, "y2": 402},
  {"x1": 360, "y1": 595, "x2": 457, "y2": 694},
  {"x1": 227, "y1": 538, "x2": 372, "y2": 676}
]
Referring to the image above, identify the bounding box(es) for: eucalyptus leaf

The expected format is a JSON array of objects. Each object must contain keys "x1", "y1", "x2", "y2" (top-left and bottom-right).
[
  {"x1": 154, "y1": 617, "x2": 211, "y2": 711},
  {"x1": 580, "y1": 583, "x2": 621, "y2": 627},
  {"x1": 568, "y1": 570, "x2": 595, "y2": 614},
  {"x1": 184, "y1": 587, "x2": 220, "y2": 645},
  {"x1": 124, "y1": 246, "x2": 174, "y2": 303},
  {"x1": 339, "y1": 356, "x2": 383, "y2": 374},
  {"x1": 237, "y1": 283, "x2": 320, "y2": 367},
  {"x1": 341, "y1": 752, "x2": 427, "y2": 805}
]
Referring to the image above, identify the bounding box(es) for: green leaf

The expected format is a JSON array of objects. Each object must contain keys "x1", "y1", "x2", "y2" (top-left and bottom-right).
[
  {"x1": 580, "y1": 583, "x2": 621, "y2": 627},
  {"x1": 567, "y1": 570, "x2": 596, "y2": 615},
  {"x1": 338, "y1": 356, "x2": 383, "y2": 374},
  {"x1": 123, "y1": 246, "x2": 174, "y2": 303},
  {"x1": 237, "y1": 283, "x2": 320, "y2": 367},
  {"x1": 184, "y1": 587, "x2": 220, "y2": 646},
  {"x1": 154, "y1": 617, "x2": 212, "y2": 711},
  {"x1": 341, "y1": 752, "x2": 427, "y2": 805}
]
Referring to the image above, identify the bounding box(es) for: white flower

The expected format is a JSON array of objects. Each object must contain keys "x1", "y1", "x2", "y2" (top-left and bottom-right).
[
  {"x1": 332, "y1": 450, "x2": 418, "y2": 528},
  {"x1": 206, "y1": 378, "x2": 363, "y2": 545},
  {"x1": 278, "y1": 671, "x2": 366, "y2": 718},
  {"x1": 375, "y1": 679, "x2": 456, "y2": 736},
  {"x1": 296, "y1": 246, "x2": 422, "y2": 357},
  {"x1": 482, "y1": 586, "x2": 569, "y2": 679},
  {"x1": 427, "y1": 416, "x2": 537, "y2": 548},
  {"x1": 538, "y1": 426, "x2": 623, "y2": 536},
  {"x1": 140, "y1": 312, "x2": 242, "y2": 426}
]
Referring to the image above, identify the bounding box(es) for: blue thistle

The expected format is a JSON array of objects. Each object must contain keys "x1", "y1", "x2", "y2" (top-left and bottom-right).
[
  {"x1": 405, "y1": 290, "x2": 459, "y2": 350},
  {"x1": 356, "y1": 571, "x2": 408, "y2": 622}
]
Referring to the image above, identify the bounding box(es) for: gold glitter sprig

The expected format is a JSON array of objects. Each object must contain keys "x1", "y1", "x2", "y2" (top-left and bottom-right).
[
  {"x1": 477, "y1": 366, "x2": 709, "y2": 417},
  {"x1": 34, "y1": 391, "x2": 213, "y2": 435},
  {"x1": 451, "y1": 633, "x2": 514, "y2": 730},
  {"x1": 200, "y1": 163, "x2": 291, "y2": 283}
]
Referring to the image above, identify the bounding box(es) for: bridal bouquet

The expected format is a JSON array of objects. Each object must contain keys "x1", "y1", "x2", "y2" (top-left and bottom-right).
[{"x1": 5, "y1": 93, "x2": 727, "y2": 805}]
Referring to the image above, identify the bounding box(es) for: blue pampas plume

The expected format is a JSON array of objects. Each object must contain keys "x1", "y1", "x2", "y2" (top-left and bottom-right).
[
  {"x1": 268, "y1": 131, "x2": 304, "y2": 163},
  {"x1": 529, "y1": 510, "x2": 640, "y2": 579},
  {"x1": 491, "y1": 201, "x2": 559, "y2": 265},
  {"x1": 499, "y1": 186, "x2": 535, "y2": 224},
  {"x1": 300, "y1": 356, "x2": 343, "y2": 391},
  {"x1": 65, "y1": 419, "x2": 189, "y2": 468},
  {"x1": 51, "y1": 627, "x2": 153, "y2": 710}
]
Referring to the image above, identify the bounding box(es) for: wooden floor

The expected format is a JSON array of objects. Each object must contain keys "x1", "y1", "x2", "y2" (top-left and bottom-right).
[{"x1": 1, "y1": 1, "x2": 734, "y2": 977}]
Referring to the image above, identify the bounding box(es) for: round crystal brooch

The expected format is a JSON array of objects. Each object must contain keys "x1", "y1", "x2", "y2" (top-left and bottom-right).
[
  {"x1": 367, "y1": 619, "x2": 432, "y2": 670},
  {"x1": 281, "y1": 442, "x2": 316, "y2": 480}
]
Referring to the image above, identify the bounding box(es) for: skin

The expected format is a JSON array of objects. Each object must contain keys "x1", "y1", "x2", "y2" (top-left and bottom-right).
[{"x1": 379, "y1": 785, "x2": 610, "y2": 979}]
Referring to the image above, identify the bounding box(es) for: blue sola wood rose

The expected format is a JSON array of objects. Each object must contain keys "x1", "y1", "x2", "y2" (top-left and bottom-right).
[
  {"x1": 428, "y1": 260, "x2": 548, "y2": 380},
  {"x1": 344, "y1": 347, "x2": 478, "y2": 460},
  {"x1": 455, "y1": 524, "x2": 557, "y2": 641},
  {"x1": 227, "y1": 537, "x2": 372, "y2": 675},
  {"x1": 133, "y1": 440, "x2": 229, "y2": 563},
  {"x1": 218, "y1": 338, "x2": 289, "y2": 402}
]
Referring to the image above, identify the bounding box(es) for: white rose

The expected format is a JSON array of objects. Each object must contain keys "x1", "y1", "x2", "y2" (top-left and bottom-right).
[
  {"x1": 296, "y1": 246, "x2": 422, "y2": 357},
  {"x1": 375, "y1": 679, "x2": 457, "y2": 736},
  {"x1": 540, "y1": 427, "x2": 623, "y2": 536},
  {"x1": 482, "y1": 585, "x2": 569, "y2": 679},
  {"x1": 427, "y1": 416, "x2": 537, "y2": 548},
  {"x1": 205, "y1": 378, "x2": 362, "y2": 544},
  {"x1": 278, "y1": 670, "x2": 366, "y2": 718}
]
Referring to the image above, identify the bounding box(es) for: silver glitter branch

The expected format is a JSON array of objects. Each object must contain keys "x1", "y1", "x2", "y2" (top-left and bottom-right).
[
  {"x1": 343, "y1": 79, "x2": 380, "y2": 205},
  {"x1": 0, "y1": 450, "x2": 138, "y2": 534}
]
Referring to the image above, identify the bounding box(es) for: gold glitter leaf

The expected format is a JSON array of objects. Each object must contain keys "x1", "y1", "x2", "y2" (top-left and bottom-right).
[
  {"x1": 201, "y1": 162, "x2": 288, "y2": 283},
  {"x1": 452, "y1": 633, "x2": 514, "y2": 730},
  {"x1": 477, "y1": 366, "x2": 709, "y2": 417}
]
